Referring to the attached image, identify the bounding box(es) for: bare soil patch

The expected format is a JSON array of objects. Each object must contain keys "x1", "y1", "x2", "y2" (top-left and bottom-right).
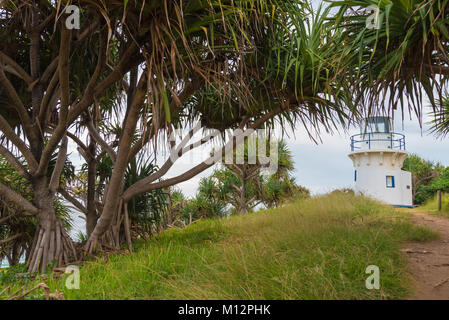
[{"x1": 405, "y1": 212, "x2": 449, "y2": 300}]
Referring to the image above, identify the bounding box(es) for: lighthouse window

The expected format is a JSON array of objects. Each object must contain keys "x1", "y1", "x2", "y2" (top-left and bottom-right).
[
  {"x1": 386, "y1": 176, "x2": 395, "y2": 188},
  {"x1": 354, "y1": 170, "x2": 357, "y2": 181},
  {"x1": 362, "y1": 117, "x2": 391, "y2": 134}
]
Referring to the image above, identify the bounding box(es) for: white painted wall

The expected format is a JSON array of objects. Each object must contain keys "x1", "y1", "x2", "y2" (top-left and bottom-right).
[
  {"x1": 400, "y1": 170, "x2": 413, "y2": 207},
  {"x1": 348, "y1": 151, "x2": 413, "y2": 207}
]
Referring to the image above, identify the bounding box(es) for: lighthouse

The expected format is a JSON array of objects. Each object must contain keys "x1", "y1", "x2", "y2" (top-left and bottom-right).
[{"x1": 348, "y1": 116, "x2": 413, "y2": 208}]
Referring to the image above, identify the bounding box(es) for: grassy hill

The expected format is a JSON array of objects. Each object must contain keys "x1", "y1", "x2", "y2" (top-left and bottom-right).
[{"x1": 0, "y1": 193, "x2": 438, "y2": 300}]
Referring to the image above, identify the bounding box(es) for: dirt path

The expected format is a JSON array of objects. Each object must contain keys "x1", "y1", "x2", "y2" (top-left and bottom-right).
[{"x1": 405, "y1": 212, "x2": 449, "y2": 300}]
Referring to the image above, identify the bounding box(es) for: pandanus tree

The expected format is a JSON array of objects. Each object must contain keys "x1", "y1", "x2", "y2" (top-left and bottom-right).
[
  {"x1": 84, "y1": 2, "x2": 357, "y2": 253},
  {"x1": 0, "y1": 0, "x2": 284, "y2": 271},
  {"x1": 0, "y1": 155, "x2": 74, "y2": 266},
  {"x1": 210, "y1": 140, "x2": 304, "y2": 213},
  {"x1": 0, "y1": 0, "x2": 153, "y2": 272},
  {"x1": 0, "y1": 0, "x2": 356, "y2": 272},
  {"x1": 82, "y1": 0, "x2": 296, "y2": 252},
  {"x1": 216, "y1": 139, "x2": 293, "y2": 215},
  {"x1": 0, "y1": 0, "x2": 289, "y2": 271},
  {"x1": 330, "y1": 0, "x2": 449, "y2": 120},
  {"x1": 221, "y1": 137, "x2": 273, "y2": 215}
]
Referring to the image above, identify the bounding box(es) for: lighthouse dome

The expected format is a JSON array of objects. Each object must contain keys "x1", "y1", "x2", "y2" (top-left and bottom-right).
[
  {"x1": 348, "y1": 116, "x2": 413, "y2": 208},
  {"x1": 351, "y1": 116, "x2": 405, "y2": 152}
]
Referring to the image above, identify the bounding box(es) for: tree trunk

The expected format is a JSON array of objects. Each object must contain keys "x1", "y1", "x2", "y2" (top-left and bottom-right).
[
  {"x1": 86, "y1": 136, "x2": 98, "y2": 237},
  {"x1": 27, "y1": 179, "x2": 77, "y2": 273},
  {"x1": 85, "y1": 73, "x2": 147, "y2": 253},
  {"x1": 6, "y1": 243, "x2": 21, "y2": 266}
]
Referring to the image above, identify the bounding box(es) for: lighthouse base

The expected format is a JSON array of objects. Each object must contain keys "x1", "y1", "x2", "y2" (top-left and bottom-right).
[
  {"x1": 349, "y1": 151, "x2": 413, "y2": 208},
  {"x1": 393, "y1": 204, "x2": 414, "y2": 209}
]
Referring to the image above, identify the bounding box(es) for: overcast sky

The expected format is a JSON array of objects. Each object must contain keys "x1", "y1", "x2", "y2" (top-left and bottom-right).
[{"x1": 127, "y1": 103, "x2": 443, "y2": 200}]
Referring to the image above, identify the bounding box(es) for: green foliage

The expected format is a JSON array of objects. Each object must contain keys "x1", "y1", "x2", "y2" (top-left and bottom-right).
[
  {"x1": 0, "y1": 157, "x2": 72, "y2": 265},
  {"x1": 10, "y1": 193, "x2": 437, "y2": 300},
  {"x1": 0, "y1": 263, "x2": 30, "y2": 286},
  {"x1": 330, "y1": 0, "x2": 449, "y2": 114},
  {"x1": 75, "y1": 231, "x2": 88, "y2": 243},
  {"x1": 421, "y1": 192, "x2": 449, "y2": 215},
  {"x1": 178, "y1": 139, "x2": 308, "y2": 219},
  {"x1": 262, "y1": 175, "x2": 309, "y2": 208},
  {"x1": 261, "y1": 141, "x2": 309, "y2": 208},
  {"x1": 416, "y1": 168, "x2": 449, "y2": 214},
  {"x1": 124, "y1": 156, "x2": 168, "y2": 238},
  {"x1": 430, "y1": 96, "x2": 449, "y2": 137},
  {"x1": 402, "y1": 154, "x2": 444, "y2": 204},
  {"x1": 427, "y1": 168, "x2": 449, "y2": 192},
  {"x1": 179, "y1": 176, "x2": 229, "y2": 223}
]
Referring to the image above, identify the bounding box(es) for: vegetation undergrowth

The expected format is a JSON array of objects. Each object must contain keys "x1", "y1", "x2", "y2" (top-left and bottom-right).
[
  {"x1": 419, "y1": 193, "x2": 449, "y2": 217},
  {"x1": 0, "y1": 193, "x2": 438, "y2": 300}
]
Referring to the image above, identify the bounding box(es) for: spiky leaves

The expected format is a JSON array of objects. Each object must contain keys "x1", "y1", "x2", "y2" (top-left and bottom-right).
[{"x1": 330, "y1": 0, "x2": 449, "y2": 123}]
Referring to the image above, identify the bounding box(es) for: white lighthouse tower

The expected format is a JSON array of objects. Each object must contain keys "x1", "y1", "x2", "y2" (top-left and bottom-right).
[{"x1": 348, "y1": 116, "x2": 413, "y2": 208}]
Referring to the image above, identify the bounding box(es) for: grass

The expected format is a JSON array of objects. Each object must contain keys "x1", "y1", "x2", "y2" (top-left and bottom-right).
[
  {"x1": 420, "y1": 193, "x2": 449, "y2": 217},
  {"x1": 0, "y1": 193, "x2": 439, "y2": 300}
]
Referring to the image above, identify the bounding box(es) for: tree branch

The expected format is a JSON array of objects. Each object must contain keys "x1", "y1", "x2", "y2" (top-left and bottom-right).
[
  {"x1": 36, "y1": 11, "x2": 55, "y2": 32},
  {"x1": 86, "y1": 120, "x2": 117, "y2": 162},
  {"x1": 49, "y1": 135, "x2": 68, "y2": 193},
  {"x1": 122, "y1": 123, "x2": 213, "y2": 200},
  {"x1": 0, "y1": 51, "x2": 32, "y2": 84},
  {"x1": 0, "y1": 66, "x2": 34, "y2": 137},
  {"x1": 121, "y1": 108, "x2": 281, "y2": 201},
  {"x1": 39, "y1": 71, "x2": 59, "y2": 124},
  {"x1": 58, "y1": 187, "x2": 87, "y2": 215},
  {"x1": 0, "y1": 233, "x2": 26, "y2": 245},
  {"x1": 65, "y1": 131, "x2": 88, "y2": 154},
  {"x1": 0, "y1": 183, "x2": 38, "y2": 215},
  {"x1": 0, "y1": 114, "x2": 38, "y2": 171},
  {"x1": 0, "y1": 212, "x2": 20, "y2": 225},
  {"x1": 0, "y1": 145, "x2": 31, "y2": 180},
  {"x1": 35, "y1": 24, "x2": 71, "y2": 176}
]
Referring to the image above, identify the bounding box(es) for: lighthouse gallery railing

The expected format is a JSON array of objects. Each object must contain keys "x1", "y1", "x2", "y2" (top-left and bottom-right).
[{"x1": 350, "y1": 132, "x2": 406, "y2": 152}]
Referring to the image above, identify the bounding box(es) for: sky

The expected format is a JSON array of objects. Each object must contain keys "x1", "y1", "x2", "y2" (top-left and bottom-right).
[
  {"x1": 285, "y1": 110, "x2": 449, "y2": 194},
  {"x1": 66, "y1": 106, "x2": 449, "y2": 200},
  {"x1": 158, "y1": 107, "x2": 449, "y2": 199}
]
